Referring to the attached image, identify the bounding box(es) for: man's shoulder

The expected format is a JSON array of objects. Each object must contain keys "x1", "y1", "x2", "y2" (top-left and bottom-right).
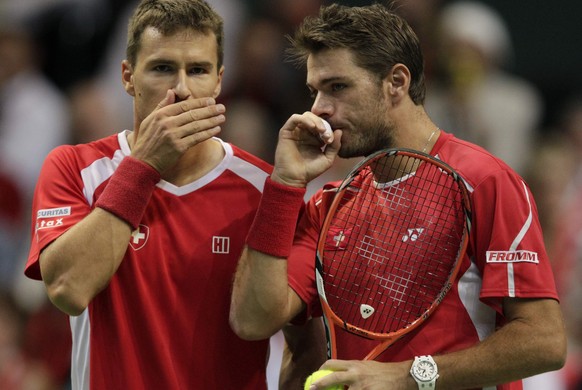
[
  {"x1": 438, "y1": 132, "x2": 517, "y2": 189},
  {"x1": 51, "y1": 134, "x2": 120, "y2": 157},
  {"x1": 229, "y1": 142, "x2": 273, "y2": 174},
  {"x1": 47, "y1": 133, "x2": 122, "y2": 165}
]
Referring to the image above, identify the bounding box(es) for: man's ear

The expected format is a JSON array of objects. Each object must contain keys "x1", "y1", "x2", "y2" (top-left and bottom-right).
[
  {"x1": 121, "y1": 60, "x2": 135, "y2": 97},
  {"x1": 385, "y1": 63, "x2": 411, "y2": 102},
  {"x1": 213, "y1": 65, "x2": 225, "y2": 98}
]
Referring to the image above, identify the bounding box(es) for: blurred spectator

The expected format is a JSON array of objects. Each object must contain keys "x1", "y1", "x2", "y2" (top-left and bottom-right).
[
  {"x1": 391, "y1": 0, "x2": 444, "y2": 82},
  {"x1": 219, "y1": 17, "x2": 285, "y2": 162},
  {"x1": 525, "y1": 131, "x2": 577, "y2": 258},
  {"x1": 20, "y1": 300, "x2": 72, "y2": 389},
  {"x1": 0, "y1": 292, "x2": 65, "y2": 390},
  {"x1": 0, "y1": 20, "x2": 70, "y2": 292},
  {"x1": 425, "y1": 1, "x2": 543, "y2": 175},
  {"x1": 523, "y1": 130, "x2": 575, "y2": 390},
  {"x1": 0, "y1": 10, "x2": 73, "y2": 390},
  {"x1": 21, "y1": 0, "x2": 135, "y2": 144},
  {"x1": 549, "y1": 95, "x2": 582, "y2": 390},
  {"x1": 251, "y1": 0, "x2": 322, "y2": 31},
  {"x1": 0, "y1": 172, "x2": 24, "y2": 290},
  {"x1": 24, "y1": 0, "x2": 133, "y2": 93},
  {"x1": 0, "y1": 0, "x2": 72, "y2": 23},
  {"x1": 219, "y1": 0, "x2": 325, "y2": 162},
  {"x1": 0, "y1": 22, "x2": 70, "y2": 202}
]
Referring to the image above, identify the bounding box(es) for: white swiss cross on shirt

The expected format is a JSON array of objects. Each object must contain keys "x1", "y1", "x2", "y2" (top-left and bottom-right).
[{"x1": 129, "y1": 224, "x2": 149, "y2": 250}]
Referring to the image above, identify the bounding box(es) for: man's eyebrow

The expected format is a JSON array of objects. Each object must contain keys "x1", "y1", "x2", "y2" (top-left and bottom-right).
[
  {"x1": 306, "y1": 76, "x2": 344, "y2": 89},
  {"x1": 146, "y1": 58, "x2": 215, "y2": 69},
  {"x1": 188, "y1": 61, "x2": 215, "y2": 69},
  {"x1": 145, "y1": 57, "x2": 175, "y2": 66}
]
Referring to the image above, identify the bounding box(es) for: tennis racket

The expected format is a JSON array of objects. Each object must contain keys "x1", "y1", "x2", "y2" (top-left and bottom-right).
[{"x1": 315, "y1": 148, "x2": 471, "y2": 361}]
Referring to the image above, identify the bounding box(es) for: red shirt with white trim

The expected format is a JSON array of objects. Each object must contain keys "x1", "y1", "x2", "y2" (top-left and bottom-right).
[
  {"x1": 26, "y1": 131, "x2": 273, "y2": 389},
  {"x1": 288, "y1": 130, "x2": 558, "y2": 390}
]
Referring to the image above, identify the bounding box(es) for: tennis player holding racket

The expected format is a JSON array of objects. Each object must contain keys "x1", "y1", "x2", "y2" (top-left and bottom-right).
[{"x1": 230, "y1": 4, "x2": 566, "y2": 390}]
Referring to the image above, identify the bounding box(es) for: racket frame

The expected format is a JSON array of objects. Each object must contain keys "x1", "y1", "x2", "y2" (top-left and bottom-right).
[{"x1": 315, "y1": 148, "x2": 472, "y2": 360}]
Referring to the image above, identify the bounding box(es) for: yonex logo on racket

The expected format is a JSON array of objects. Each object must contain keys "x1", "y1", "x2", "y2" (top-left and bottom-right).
[
  {"x1": 360, "y1": 304, "x2": 375, "y2": 319},
  {"x1": 403, "y1": 228, "x2": 424, "y2": 242}
]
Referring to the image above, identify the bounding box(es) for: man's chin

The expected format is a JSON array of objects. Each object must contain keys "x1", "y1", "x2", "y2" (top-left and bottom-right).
[
  {"x1": 338, "y1": 145, "x2": 371, "y2": 159},
  {"x1": 337, "y1": 149, "x2": 352, "y2": 159}
]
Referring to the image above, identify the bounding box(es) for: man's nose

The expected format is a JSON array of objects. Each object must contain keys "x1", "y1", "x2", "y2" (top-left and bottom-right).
[{"x1": 173, "y1": 70, "x2": 192, "y2": 101}]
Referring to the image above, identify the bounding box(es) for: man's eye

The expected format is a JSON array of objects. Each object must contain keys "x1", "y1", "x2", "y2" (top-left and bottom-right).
[
  {"x1": 190, "y1": 67, "x2": 207, "y2": 75},
  {"x1": 153, "y1": 65, "x2": 172, "y2": 72},
  {"x1": 332, "y1": 83, "x2": 346, "y2": 92}
]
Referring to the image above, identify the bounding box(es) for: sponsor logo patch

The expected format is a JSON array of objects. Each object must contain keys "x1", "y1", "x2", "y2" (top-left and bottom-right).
[
  {"x1": 212, "y1": 236, "x2": 230, "y2": 254},
  {"x1": 486, "y1": 250, "x2": 539, "y2": 264},
  {"x1": 35, "y1": 207, "x2": 71, "y2": 232},
  {"x1": 37, "y1": 207, "x2": 71, "y2": 219},
  {"x1": 36, "y1": 218, "x2": 64, "y2": 231}
]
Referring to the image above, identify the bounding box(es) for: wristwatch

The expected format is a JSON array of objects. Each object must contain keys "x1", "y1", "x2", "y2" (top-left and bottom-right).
[{"x1": 410, "y1": 355, "x2": 439, "y2": 389}]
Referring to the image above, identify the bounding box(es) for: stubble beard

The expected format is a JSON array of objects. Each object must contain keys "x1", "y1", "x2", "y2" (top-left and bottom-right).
[
  {"x1": 338, "y1": 119, "x2": 396, "y2": 159},
  {"x1": 337, "y1": 87, "x2": 395, "y2": 159}
]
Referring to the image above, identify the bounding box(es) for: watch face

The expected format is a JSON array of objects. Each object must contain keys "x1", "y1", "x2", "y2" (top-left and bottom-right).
[{"x1": 413, "y1": 359, "x2": 437, "y2": 380}]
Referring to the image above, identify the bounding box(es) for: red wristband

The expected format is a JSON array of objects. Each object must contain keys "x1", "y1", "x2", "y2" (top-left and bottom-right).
[
  {"x1": 95, "y1": 156, "x2": 160, "y2": 229},
  {"x1": 246, "y1": 177, "x2": 306, "y2": 258}
]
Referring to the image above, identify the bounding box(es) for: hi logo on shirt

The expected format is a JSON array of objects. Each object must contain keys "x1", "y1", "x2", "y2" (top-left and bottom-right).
[
  {"x1": 212, "y1": 236, "x2": 230, "y2": 254},
  {"x1": 130, "y1": 224, "x2": 149, "y2": 251}
]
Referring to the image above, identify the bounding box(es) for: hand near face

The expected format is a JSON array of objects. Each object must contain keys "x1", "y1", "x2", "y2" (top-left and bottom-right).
[
  {"x1": 131, "y1": 89, "x2": 226, "y2": 173},
  {"x1": 271, "y1": 112, "x2": 342, "y2": 188}
]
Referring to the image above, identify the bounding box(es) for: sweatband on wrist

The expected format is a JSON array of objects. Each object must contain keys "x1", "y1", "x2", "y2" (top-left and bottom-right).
[
  {"x1": 95, "y1": 156, "x2": 160, "y2": 229},
  {"x1": 246, "y1": 177, "x2": 306, "y2": 258}
]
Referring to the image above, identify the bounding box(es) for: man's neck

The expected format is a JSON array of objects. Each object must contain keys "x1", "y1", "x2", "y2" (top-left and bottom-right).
[{"x1": 161, "y1": 138, "x2": 225, "y2": 186}]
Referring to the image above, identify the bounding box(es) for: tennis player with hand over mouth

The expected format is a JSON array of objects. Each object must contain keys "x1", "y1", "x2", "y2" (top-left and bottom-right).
[
  {"x1": 230, "y1": 4, "x2": 566, "y2": 390},
  {"x1": 24, "y1": 1, "x2": 285, "y2": 388}
]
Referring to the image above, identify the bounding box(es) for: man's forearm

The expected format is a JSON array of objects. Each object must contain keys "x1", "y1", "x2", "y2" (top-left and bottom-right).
[
  {"x1": 280, "y1": 319, "x2": 327, "y2": 389},
  {"x1": 230, "y1": 247, "x2": 303, "y2": 340},
  {"x1": 39, "y1": 208, "x2": 132, "y2": 315},
  {"x1": 433, "y1": 298, "x2": 566, "y2": 389}
]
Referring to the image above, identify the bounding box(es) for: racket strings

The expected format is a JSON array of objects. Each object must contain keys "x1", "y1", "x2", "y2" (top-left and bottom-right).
[{"x1": 323, "y1": 154, "x2": 466, "y2": 334}]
